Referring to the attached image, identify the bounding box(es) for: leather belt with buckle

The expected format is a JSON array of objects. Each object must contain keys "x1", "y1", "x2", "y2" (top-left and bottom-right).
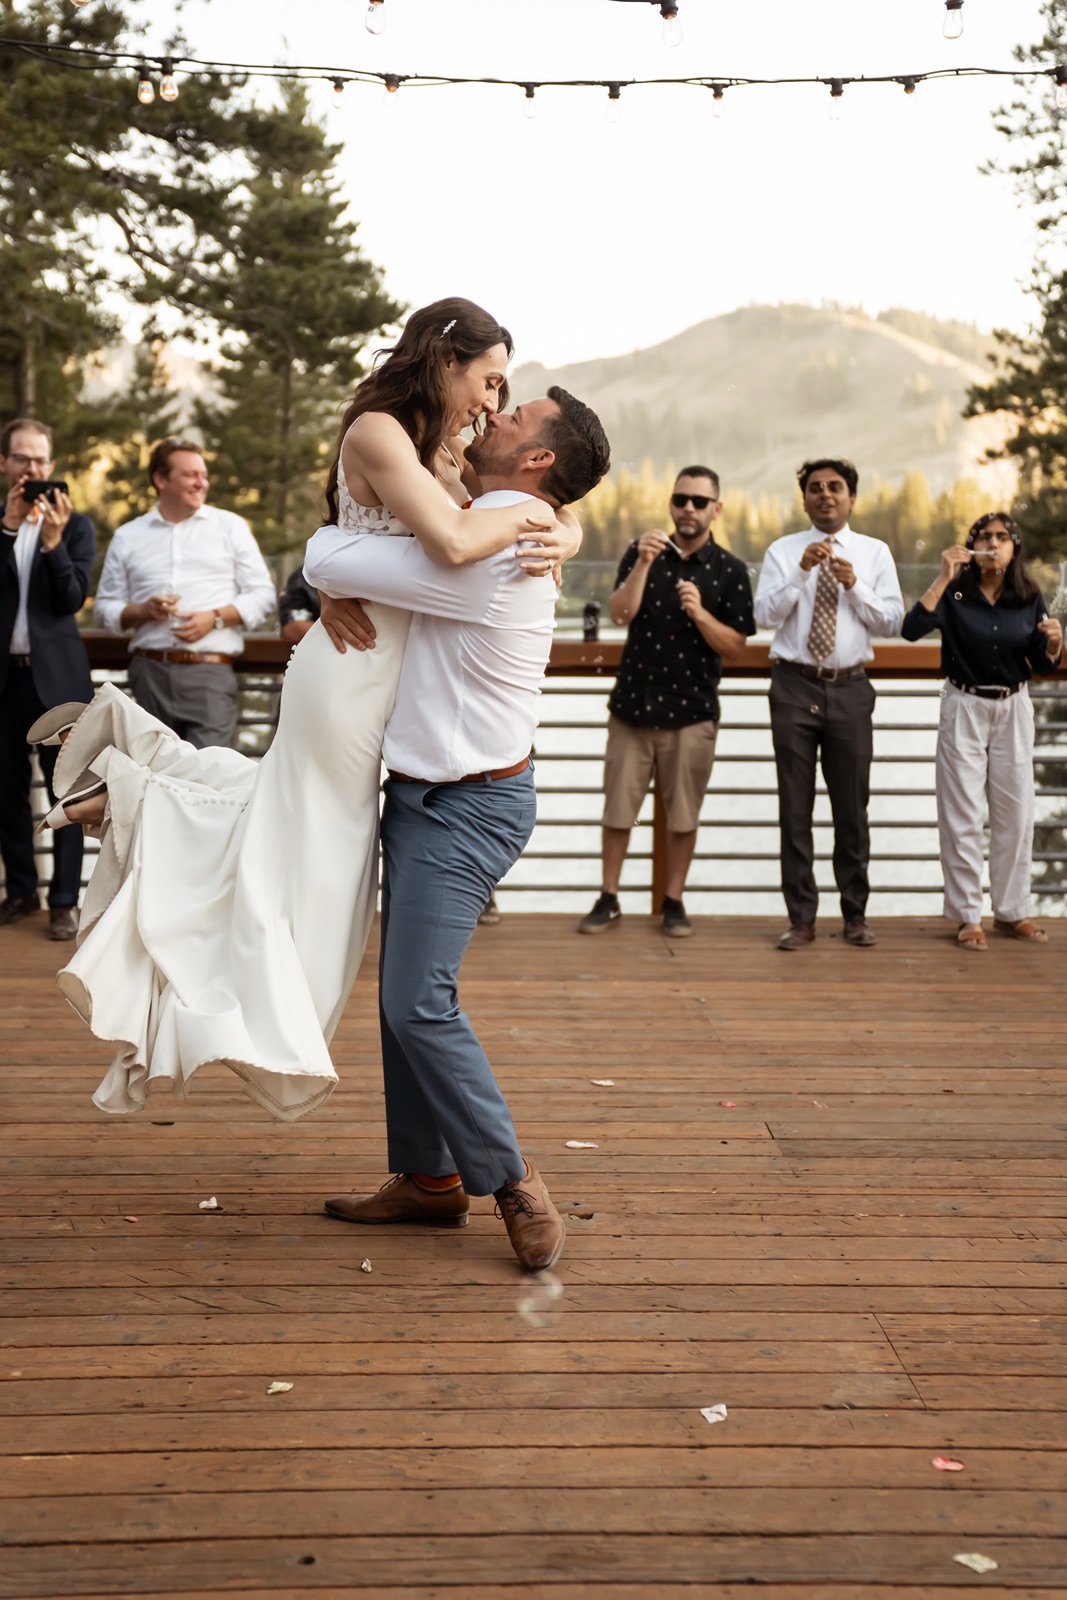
[
  {"x1": 774, "y1": 658, "x2": 867, "y2": 683},
  {"x1": 948, "y1": 678, "x2": 1020, "y2": 701},
  {"x1": 132, "y1": 649, "x2": 234, "y2": 666},
  {"x1": 9, "y1": 654, "x2": 32, "y2": 669},
  {"x1": 388, "y1": 756, "x2": 531, "y2": 785}
]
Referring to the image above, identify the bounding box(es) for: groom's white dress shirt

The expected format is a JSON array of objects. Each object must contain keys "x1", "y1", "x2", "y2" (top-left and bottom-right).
[{"x1": 303, "y1": 490, "x2": 557, "y2": 781}]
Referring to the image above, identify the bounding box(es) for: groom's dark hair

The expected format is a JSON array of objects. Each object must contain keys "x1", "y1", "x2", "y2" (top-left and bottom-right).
[{"x1": 536, "y1": 387, "x2": 611, "y2": 506}]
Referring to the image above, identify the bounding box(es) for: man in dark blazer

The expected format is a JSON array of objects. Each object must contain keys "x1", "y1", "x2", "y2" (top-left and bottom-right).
[{"x1": 0, "y1": 418, "x2": 95, "y2": 940}]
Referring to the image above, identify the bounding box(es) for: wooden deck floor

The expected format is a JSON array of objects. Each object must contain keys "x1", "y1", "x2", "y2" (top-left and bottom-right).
[{"x1": 1, "y1": 913, "x2": 1064, "y2": 1600}]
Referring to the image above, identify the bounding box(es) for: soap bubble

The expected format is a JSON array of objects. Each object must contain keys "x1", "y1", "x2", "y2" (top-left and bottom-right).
[{"x1": 517, "y1": 1270, "x2": 564, "y2": 1329}]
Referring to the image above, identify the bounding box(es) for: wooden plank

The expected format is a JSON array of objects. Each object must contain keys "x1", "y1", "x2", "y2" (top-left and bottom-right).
[
  {"x1": 5, "y1": 1445, "x2": 1063, "y2": 1498},
  {"x1": 0, "y1": 1533, "x2": 1063, "y2": 1592},
  {"x1": 3, "y1": 1486, "x2": 1065, "y2": 1542},
  {"x1": 2, "y1": 1405, "x2": 1063, "y2": 1454}
]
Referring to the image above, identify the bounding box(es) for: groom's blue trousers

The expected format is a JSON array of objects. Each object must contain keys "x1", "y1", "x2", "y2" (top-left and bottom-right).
[{"x1": 377, "y1": 767, "x2": 536, "y2": 1196}]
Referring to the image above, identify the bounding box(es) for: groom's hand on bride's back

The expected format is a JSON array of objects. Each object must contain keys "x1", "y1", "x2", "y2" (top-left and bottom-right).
[{"x1": 319, "y1": 594, "x2": 376, "y2": 655}]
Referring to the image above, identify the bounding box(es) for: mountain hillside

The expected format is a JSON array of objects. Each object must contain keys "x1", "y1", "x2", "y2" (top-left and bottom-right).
[{"x1": 511, "y1": 303, "x2": 1015, "y2": 499}]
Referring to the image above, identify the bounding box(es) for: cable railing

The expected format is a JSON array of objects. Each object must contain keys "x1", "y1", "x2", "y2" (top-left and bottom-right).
[{"x1": 24, "y1": 633, "x2": 1067, "y2": 917}]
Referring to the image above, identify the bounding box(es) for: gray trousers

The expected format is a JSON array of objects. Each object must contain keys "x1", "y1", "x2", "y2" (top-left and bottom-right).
[
  {"x1": 769, "y1": 663, "x2": 876, "y2": 926},
  {"x1": 377, "y1": 768, "x2": 537, "y2": 1197},
  {"x1": 128, "y1": 656, "x2": 238, "y2": 749}
]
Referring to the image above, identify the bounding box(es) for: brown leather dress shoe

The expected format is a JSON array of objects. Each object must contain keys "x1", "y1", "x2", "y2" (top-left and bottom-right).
[
  {"x1": 777, "y1": 922, "x2": 815, "y2": 951},
  {"x1": 47, "y1": 906, "x2": 78, "y2": 942},
  {"x1": 494, "y1": 1159, "x2": 566, "y2": 1272},
  {"x1": 843, "y1": 918, "x2": 877, "y2": 947},
  {"x1": 0, "y1": 893, "x2": 41, "y2": 926},
  {"x1": 323, "y1": 1173, "x2": 469, "y2": 1227}
]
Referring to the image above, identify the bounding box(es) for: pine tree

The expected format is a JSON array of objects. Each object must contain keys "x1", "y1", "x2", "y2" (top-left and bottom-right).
[
  {"x1": 0, "y1": 0, "x2": 247, "y2": 454},
  {"x1": 192, "y1": 84, "x2": 402, "y2": 553},
  {"x1": 965, "y1": 0, "x2": 1067, "y2": 561}
]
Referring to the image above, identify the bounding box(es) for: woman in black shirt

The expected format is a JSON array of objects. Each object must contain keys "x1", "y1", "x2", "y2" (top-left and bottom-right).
[{"x1": 903, "y1": 513, "x2": 1062, "y2": 951}]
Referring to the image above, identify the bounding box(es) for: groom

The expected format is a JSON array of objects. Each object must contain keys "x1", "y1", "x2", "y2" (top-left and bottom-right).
[{"x1": 303, "y1": 389, "x2": 610, "y2": 1273}]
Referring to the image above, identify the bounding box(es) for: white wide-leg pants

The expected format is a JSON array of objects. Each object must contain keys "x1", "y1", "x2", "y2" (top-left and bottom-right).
[{"x1": 935, "y1": 681, "x2": 1035, "y2": 925}]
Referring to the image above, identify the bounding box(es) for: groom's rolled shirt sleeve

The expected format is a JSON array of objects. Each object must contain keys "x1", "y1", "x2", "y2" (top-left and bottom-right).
[{"x1": 304, "y1": 527, "x2": 501, "y2": 621}]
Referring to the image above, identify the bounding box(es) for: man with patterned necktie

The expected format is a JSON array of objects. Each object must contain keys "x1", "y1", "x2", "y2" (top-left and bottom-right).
[{"x1": 754, "y1": 458, "x2": 903, "y2": 950}]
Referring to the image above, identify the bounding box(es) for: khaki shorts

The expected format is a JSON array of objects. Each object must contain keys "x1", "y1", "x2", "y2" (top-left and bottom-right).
[{"x1": 602, "y1": 715, "x2": 719, "y2": 833}]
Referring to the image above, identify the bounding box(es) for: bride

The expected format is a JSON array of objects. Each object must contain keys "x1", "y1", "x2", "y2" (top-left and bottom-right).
[{"x1": 38, "y1": 298, "x2": 576, "y2": 1121}]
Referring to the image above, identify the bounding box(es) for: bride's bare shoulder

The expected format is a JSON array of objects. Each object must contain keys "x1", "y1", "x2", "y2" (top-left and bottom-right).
[{"x1": 342, "y1": 412, "x2": 416, "y2": 463}]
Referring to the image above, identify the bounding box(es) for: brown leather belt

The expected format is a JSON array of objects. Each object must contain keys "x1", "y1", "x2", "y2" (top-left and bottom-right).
[
  {"x1": 775, "y1": 658, "x2": 867, "y2": 683},
  {"x1": 9, "y1": 654, "x2": 32, "y2": 668},
  {"x1": 133, "y1": 649, "x2": 234, "y2": 665},
  {"x1": 388, "y1": 756, "x2": 530, "y2": 785}
]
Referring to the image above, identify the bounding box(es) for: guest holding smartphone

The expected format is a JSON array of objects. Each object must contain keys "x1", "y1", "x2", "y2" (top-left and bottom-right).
[{"x1": 903, "y1": 513, "x2": 1063, "y2": 951}]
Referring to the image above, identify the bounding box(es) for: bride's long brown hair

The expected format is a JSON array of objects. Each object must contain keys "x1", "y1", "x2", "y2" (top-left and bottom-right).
[{"x1": 324, "y1": 297, "x2": 513, "y2": 521}]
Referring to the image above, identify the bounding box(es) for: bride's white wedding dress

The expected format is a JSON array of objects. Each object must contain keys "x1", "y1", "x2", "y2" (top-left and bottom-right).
[{"x1": 55, "y1": 486, "x2": 412, "y2": 1119}]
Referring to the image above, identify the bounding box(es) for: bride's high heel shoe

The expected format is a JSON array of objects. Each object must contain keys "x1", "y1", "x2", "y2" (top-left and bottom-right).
[
  {"x1": 36, "y1": 779, "x2": 108, "y2": 835},
  {"x1": 27, "y1": 702, "x2": 89, "y2": 747}
]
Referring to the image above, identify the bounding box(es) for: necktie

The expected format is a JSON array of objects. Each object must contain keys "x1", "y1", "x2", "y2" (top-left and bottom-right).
[{"x1": 807, "y1": 539, "x2": 838, "y2": 662}]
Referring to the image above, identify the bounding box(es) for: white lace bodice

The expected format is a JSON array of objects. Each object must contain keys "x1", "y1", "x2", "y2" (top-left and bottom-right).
[{"x1": 337, "y1": 471, "x2": 409, "y2": 537}]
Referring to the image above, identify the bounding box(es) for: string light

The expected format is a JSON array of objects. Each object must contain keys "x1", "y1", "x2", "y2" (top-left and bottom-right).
[
  {"x1": 828, "y1": 78, "x2": 844, "y2": 120},
  {"x1": 331, "y1": 77, "x2": 346, "y2": 106},
  {"x1": 522, "y1": 82, "x2": 537, "y2": 120},
  {"x1": 365, "y1": 0, "x2": 386, "y2": 36},
  {"x1": 381, "y1": 72, "x2": 400, "y2": 104},
  {"x1": 943, "y1": 1, "x2": 964, "y2": 41},
  {"x1": 136, "y1": 66, "x2": 154, "y2": 105},
  {"x1": 1, "y1": 37, "x2": 1058, "y2": 113},
  {"x1": 1055, "y1": 65, "x2": 1067, "y2": 110},
  {"x1": 159, "y1": 57, "x2": 178, "y2": 102},
  {"x1": 660, "y1": 2, "x2": 682, "y2": 48},
  {"x1": 606, "y1": 82, "x2": 622, "y2": 123},
  {"x1": 710, "y1": 82, "x2": 725, "y2": 117}
]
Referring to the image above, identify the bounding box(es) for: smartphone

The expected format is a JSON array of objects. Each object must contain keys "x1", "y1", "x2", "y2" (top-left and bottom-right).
[{"x1": 22, "y1": 479, "x2": 68, "y2": 504}]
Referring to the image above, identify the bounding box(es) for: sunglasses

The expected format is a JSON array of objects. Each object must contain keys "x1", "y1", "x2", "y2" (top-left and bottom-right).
[{"x1": 671, "y1": 493, "x2": 713, "y2": 510}]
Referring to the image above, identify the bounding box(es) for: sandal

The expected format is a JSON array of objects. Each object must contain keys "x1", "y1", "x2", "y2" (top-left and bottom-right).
[
  {"x1": 26, "y1": 701, "x2": 88, "y2": 747},
  {"x1": 957, "y1": 922, "x2": 987, "y2": 951},
  {"x1": 993, "y1": 918, "x2": 1048, "y2": 943}
]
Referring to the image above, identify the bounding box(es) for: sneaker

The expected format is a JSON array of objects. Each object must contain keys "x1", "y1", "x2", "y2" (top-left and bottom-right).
[
  {"x1": 660, "y1": 896, "x2": 693, "y2": 938},
  {"x1": 577, "y1": 892, "x2": 621, "y2": 934}
]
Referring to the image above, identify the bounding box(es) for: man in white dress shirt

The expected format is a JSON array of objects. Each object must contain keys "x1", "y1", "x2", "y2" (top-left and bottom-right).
[
  {"x1": 94, "y1": 438, "x2": 275, "y2": 747},
  {"x1": 304, "y1": 388, "x2": 610, "y2": 1273},
  {"x1": 754, "y1": 458, "x2": 903, "y2": 950}
]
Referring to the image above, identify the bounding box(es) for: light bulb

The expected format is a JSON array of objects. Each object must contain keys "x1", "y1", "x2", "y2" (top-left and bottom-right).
[
  {"x1": 660, "y1": 5, "x2": 682, "y2": 47},
  {"x1": 1056, "y1": 71, "x2": 1067, "y2": 109},
  {"x1": 71, "y1": 0, "x2": 90, "y2": 7},
  {"x1": 901, "y1": 77, "x2": 917, "y2": 96},
  {"x1": 606, "y1": 84, "x2": 621, "y2": 124},
  {"x1": 828, "y1": 81, "x2": 844, "y2": 121},
  {"x1": 159, "y1": 61, "x2": 178, "y2": 102},
  {"x1": 711, "y1": 85, "x2": 724, "y2": 118},
  {"x1": 381, "y1": 75, "x2": 400, "y2": 105},
  {"x1": 137, "y1": 74, "x2": 155, "y2": 105},
  {"x1": 942, "y1": 1, "x2": 963, "y2": 40},
  {"x1": 332, "y1": 78, "x2": 345, "y2": 107},
  {"x1": 365, "y1": 0, "x2": 385, "y2": 35},
  {"x1": 522, "y1": 84, "x2": 536, "y2": 120}
]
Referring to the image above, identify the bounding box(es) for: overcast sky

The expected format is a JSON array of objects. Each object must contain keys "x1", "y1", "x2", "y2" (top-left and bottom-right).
[{"x1": 136, "y1": 0, "x2": 1051, "y2": 367}]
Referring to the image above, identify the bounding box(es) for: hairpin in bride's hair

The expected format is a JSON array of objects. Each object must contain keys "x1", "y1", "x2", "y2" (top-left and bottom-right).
[{"x1": 440, "y1": 319, "x2": 457, "y2": 336}]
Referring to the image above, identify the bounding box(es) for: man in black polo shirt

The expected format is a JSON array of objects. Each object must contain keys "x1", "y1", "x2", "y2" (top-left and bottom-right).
[{"x1": 578, "y1": 466, "x2": 754, "y2": 937}]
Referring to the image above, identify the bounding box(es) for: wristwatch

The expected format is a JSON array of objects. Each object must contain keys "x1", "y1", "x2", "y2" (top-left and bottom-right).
[{"x1": 212, "y1": 610, "x2": 226, "y2": 631}]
